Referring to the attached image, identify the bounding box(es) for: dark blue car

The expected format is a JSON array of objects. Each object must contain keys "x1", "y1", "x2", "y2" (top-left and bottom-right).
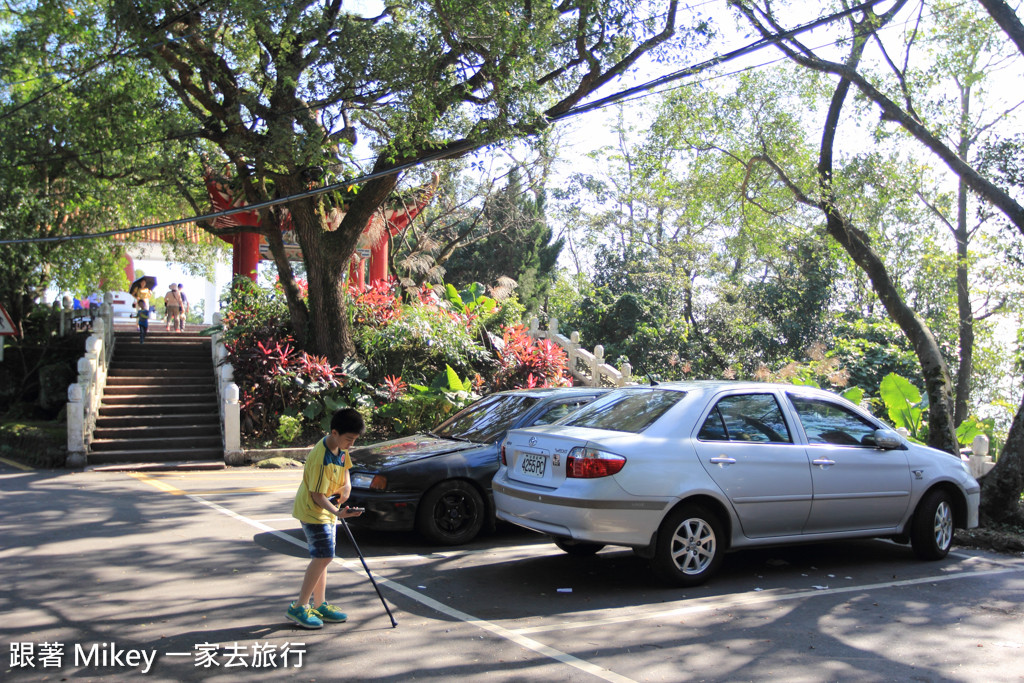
[{"x1": 346, "y1": 387, "x2": 607, "y2": 545}]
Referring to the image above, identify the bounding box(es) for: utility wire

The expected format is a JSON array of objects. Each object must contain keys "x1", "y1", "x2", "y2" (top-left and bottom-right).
[{"x1": 0, "y1": 0, "x2": 890, "y2": 247}]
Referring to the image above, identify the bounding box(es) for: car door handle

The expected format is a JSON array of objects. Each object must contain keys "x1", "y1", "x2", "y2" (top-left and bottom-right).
[
  {"x1": 709, "y1": 456, "x2": 737, "y2": 466},
  {"x1": 812, "y1": 458, "x2": 836, "y2": 468}
]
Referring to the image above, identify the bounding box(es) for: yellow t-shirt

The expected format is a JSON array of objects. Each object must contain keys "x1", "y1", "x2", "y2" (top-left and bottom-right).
[{"x1": 292, "y1": 438, "x2": 352, "y2": 525}]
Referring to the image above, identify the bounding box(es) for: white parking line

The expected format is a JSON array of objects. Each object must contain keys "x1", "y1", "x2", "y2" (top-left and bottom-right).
[
  {"x1": 511, "y1": 564, "x2": 1022, "y2": 635},
  {"x1": 179, "y1": 488, "x2": 639, "y2": 683}
]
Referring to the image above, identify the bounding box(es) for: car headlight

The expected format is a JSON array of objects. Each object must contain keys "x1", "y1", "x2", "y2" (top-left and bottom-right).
[{"x1": 350, "y1": 472, "x2": 387, "y2": 490}]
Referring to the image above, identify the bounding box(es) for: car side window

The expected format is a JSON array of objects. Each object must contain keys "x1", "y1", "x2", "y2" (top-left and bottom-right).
[
  {"x1": 788, "y1": 396, "x2": 878, "y2": 446},
  {"x1": 697, "y1": 394, "x2": 792, "y2": 443},
  {"x1": 532, "y1": 399, "x2": 593, "y2": 426}
]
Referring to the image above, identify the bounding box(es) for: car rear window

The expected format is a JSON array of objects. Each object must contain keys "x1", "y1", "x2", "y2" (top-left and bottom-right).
[
  {"x1": 434, "y1": 394, "x2": 540, "y2": 443},
  {"x1": 562, "y1": 389, "x2": 684, "y2": 433}
]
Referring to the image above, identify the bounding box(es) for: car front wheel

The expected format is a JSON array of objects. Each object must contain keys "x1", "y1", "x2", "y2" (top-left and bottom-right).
[
  {"x1": 416, "y1": 480, "x2": 485, "y2": 545},
  {"x1": 910, "y1": 489, "x2": 954, "y2": 560},
  {"x1": 651, "y1": 503, "x2": 725, "y2": 586}
]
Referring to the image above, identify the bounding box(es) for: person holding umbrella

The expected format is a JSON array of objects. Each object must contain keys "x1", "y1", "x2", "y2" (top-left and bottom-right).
[{"x1": 129, "y1": 275, "x2": 156, "y2": 314}]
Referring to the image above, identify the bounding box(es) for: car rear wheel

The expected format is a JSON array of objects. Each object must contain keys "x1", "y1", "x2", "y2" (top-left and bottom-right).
[
  {"x1": 553, "y1": 537, "x2": 605, "y2": 556},
  {"x1": 651, "y1": 503, "x2": 725, "y2": 586},
  {"x1": 910, "y1": 489, "x2": 954, "y2": 560},
  {"x1": 416, "y1": 480, "x2": 485, "y2": 545}
]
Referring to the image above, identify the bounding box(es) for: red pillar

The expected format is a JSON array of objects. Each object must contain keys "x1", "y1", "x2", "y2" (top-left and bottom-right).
[
  {"x1": 237, "y1": 233, "x2": 260, "y2": 281},
  {"x1": 369, "y1": 240, "x2": 389, "y2": 284}
]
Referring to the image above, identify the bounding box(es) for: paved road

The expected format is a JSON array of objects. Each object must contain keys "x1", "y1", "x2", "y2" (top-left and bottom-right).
[{"x1": 2, "y1": 461, "x2": 1023, "y2": 682}]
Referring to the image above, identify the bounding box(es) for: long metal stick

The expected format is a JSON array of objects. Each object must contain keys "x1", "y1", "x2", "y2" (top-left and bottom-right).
[{"x1": 338, "y1": 516, "x2": 398, "y2": 628}]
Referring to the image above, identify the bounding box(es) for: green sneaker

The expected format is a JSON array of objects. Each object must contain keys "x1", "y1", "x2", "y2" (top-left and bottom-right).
[
  {"x1": 311, "y1": 601, "x2": 348, "y2": 623},
  {"x1": 286, "y1": 601, "x2": 324, "y2": 629}
]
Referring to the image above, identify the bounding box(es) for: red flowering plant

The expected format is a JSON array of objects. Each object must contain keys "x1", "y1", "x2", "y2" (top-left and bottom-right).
[
  {"x1": 348, "y1": 278, "x2": 402, "y2": 326},
  {"x1": 219, "y1": 277, "x2": 353, "y2": 440},
  {"x1": 492, "y1": 324, "x2": 572, "y2": 390}
]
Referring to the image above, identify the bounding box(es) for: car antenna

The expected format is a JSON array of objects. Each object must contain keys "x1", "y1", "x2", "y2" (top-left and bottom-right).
[{"x1": 645, "y1": 371, "x2": 659, "y2": 386}]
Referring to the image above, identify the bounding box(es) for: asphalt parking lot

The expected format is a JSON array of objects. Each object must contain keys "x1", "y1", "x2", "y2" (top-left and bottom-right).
[{"x1": 2, "y1": 461, "x2": 1023, "y2": 682}]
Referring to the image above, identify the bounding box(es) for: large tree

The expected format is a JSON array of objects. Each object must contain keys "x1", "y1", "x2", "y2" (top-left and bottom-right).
[
  {"x1": 0, "y1": 0, "x2": 198, "y2": 332},
  {"x1": 730, "y1": 0, "x2": 1024, "y2": 521},
  {"x1": 110, "y1": 0, "x2": 690, "y2": 362}
]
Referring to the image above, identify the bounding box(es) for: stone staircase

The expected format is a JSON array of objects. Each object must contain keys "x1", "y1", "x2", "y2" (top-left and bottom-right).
[{"x1": 89, "y1": 329, "x2": 223, "y2": 463}]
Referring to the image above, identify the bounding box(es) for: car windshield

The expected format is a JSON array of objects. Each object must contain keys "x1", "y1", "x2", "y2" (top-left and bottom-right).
[
  {"x1": 434, "y1": 394, "x2": 541, "y2": 443},
  {"x1": 563, "y1": 388, "x2": 684, "y2": 433}
]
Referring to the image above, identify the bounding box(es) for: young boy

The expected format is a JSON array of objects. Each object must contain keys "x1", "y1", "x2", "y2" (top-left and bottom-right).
[
  {"x1": 287, "y1": 408, "x2": 366, "y2": 629},
  {"x1": 136, "y1": 303, "x2": 150, "y2": 344}
]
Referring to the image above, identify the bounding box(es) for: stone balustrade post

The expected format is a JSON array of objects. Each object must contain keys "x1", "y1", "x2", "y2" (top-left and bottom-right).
[
  {"x1": 224, "y1": 382, "x2": 243, "y2": 465},
  {"x1": 620, "y1": 362, "x2": 633, "y2": 387},
  {"x1": 591, "y1": 345, "x2": 604, "y2": 387},
  {"x1": 969, "y1": 434, "x2": 995, "y2": 478},
  {"x1": 66, "y1": 384, "x2": 86, "y2": 467}
]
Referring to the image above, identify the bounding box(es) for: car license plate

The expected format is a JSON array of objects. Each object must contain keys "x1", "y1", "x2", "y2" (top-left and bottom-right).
[{"x1": 520, "y1": 453, "x2": 546, "y2": 478}]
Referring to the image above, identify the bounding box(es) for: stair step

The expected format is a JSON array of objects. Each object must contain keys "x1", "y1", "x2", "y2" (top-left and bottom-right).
[
  {"x1": 108, "y1": 368, "x2": 212, "y2": 378},
  {"x1": 95, "y1": 413, "x2": 219, "y2": 429},
  {"x1": 101, "y1": 392, "x2": 216, "y2": 406},
  {"x1": 95, "y1": 411, "x2": 217, "y2": 428},
  {"x1": 105, "y1": 376, "x2": 215, "y2": 388},
  {"x1": 103, "y1": 384, "x2": 215, "y2": 396},
  {"x1": 90, "y1": 435, "x2": 222, "y2": 452},
  {"x1": 99, "y1": 402, "x2": 218, "y2": 417},
  {"x1": 93, "y1": 424, "x2": 220, "y2": 440},
  {"x1": 110, "y1": 360, "x2": 212, "y2": 368},
  {"x1": 88, "y1": 447, "x2": 225, "y2": 464}
]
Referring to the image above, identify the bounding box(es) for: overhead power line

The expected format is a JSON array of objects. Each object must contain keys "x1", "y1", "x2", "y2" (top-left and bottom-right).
[{"x1": 0, "y1": 0, "x2": 889, "y2": 247}]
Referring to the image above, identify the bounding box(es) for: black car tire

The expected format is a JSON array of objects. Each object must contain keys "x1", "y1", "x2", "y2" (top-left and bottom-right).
[
  {"x1": 553, "y1": 537, "x2": 605, "y2": 556},
  {"x1": 416, "y1": 480, "x2": 485, "y2": 545},
  {"x1": 910, "y1": 489, "x2": 954, "y2": 560},
  {"x1": 651, "y1": 503, "x2": 725, "y2": 586}
]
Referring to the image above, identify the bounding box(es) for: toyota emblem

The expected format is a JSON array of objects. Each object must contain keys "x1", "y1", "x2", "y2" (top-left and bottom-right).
[{"x1": 528, "y1": 436, "x2": 538, "y2": 447}]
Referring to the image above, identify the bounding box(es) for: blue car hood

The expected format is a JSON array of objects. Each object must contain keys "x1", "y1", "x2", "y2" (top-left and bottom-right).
[{"x1": 349, "y1": 434, "x2": 478, "y2": 470}]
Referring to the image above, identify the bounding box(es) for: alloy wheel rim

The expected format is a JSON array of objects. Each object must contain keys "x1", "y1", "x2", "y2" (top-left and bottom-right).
[
  {"x1": 934, "y1": 501, "x2": 953, "y2": 550},
  {"x1": 670, "y1": 518, "x2": 716, "y2": 575},
  {"x1": 436, "y1": 492, "x2": 477, "y2": 533}
]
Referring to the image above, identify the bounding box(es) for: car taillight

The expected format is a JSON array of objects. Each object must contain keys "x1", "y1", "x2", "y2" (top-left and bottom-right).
[
  {"x1": 501, "y1": 442, "x2": 507, "y2": 466},
  {"x1": 566, "y1": 447, "x2": 626, "y2": 478}
]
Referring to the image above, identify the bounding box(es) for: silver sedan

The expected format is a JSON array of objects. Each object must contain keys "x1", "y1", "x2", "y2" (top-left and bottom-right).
[{"x1": 494, "y1": 381, "x2": 981, "y2": 586}]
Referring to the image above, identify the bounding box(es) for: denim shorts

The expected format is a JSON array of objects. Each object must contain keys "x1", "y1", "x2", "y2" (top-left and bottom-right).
[{"x1": 301, "y1": 522, "x2": 336, "y2": 559}]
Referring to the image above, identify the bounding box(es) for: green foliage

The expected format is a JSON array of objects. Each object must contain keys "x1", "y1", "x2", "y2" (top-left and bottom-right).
[
  {"x1": 355, "y1": 297, "x2": 494, "y2": 385},
  {"x1": 445, "y1": 283, "x2": 497, "y2": 315},
  {"x1": 439, "y1": 169, "x2": 564, "y2": 313},
  {"x1": 878, "y1": 373, "x2": 926, "y2": 441},
  {"x1": 376, "y1": 365, "x2": 480, "y2": 436},
  {"x1": 276, "y1": 415, "x2": 303, "y2": 445}
]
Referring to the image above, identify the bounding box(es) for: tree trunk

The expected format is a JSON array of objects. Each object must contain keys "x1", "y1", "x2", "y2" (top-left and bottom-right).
[
  {"x1": 812, "y1": 19, "x2": 958, "y2": 454},
  {"x1": 979, "y1": 388, "x2": 1024, "y2": 525},
  {"x1": 954, "y1": 175, "x2": 974, "y2": 426}
]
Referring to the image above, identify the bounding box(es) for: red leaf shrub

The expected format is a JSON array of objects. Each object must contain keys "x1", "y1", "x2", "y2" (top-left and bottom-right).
[
  {"x1": 493, "y1": 325, "x2": 572, "y2": 390},
  {"x1": 349, "y1": 279, "x2": 402, "y2": 325}
]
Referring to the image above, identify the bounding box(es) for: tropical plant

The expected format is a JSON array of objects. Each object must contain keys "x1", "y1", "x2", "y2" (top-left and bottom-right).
[
  {"x1": 493, "y1": 325, "x2": 571, "y2": 390},
  {"x1": 376, "y1": 365, "x2": 480, "y2": 436},
  {"x1": 878, "y1": 373, "x2": 927, "y2": 443}
]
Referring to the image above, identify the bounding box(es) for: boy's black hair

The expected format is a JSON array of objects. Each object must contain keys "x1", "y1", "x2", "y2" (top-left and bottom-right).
[{"x1": 330, "y1": 407, "x2": 365, "y2": 436}]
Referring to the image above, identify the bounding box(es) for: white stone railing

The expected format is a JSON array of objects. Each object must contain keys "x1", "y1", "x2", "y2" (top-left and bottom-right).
[
  {"x1": 66, "y1": 295, "x2": 116, "y2": 466},
  {"x1": 211, "y1": 312, "x2": 242, "y2": 464},
  {"x1": 967, "y1": 434, "x2": 996, "y2": 479},
  {"x1": 528, "y1": 317, "x2": 634, "y2": 388}
]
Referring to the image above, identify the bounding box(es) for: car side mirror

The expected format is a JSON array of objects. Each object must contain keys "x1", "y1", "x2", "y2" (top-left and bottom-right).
[{"x1": 872, "y1": 428, "x2": 902, "y2": 450}]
